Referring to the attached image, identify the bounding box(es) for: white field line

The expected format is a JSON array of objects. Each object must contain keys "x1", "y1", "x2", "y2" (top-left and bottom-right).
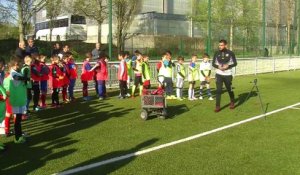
[
  {"x1": 54, "y1": 102, "x2": 300, "y2": 175},
  {"x1": 290, "y1": 107, "x2": 300, "y2": 110}
]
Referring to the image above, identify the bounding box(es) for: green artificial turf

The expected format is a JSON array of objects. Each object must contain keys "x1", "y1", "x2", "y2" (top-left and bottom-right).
[{"x1": 0, "y1": 70, "x2": 300, "y2": 175}]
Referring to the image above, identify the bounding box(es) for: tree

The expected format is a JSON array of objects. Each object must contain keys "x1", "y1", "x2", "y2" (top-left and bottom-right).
[
  {"x1": 73, "y1": 0, "x2": 108, "y2": 44},
  {"x1": 0, "y1": 0, "x2": 45, "y2": 42},
  {"x1": 113, "y1": 0, "x2": 142, "y2": 52},
  {"x1": 45, "y1": 0, "x2": 62, "y2": 42}
]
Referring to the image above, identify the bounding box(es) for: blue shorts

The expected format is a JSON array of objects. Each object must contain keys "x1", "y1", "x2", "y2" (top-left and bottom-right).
[{"x1": 40, "y1": 80, "x2": 48, "y2": 93}]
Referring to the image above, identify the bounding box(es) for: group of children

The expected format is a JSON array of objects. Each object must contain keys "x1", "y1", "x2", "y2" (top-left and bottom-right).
[
  {"x1": 157, "y1": 51, "x2": 214, "y2": 101},
  {"x1": 0, "y1": 50, "x2": 80, "y2": 149}
]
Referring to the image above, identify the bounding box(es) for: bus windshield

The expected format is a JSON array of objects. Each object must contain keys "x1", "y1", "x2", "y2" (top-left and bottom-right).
[{"x1": 71, "y1": 15, "x2": 86, "y2": 24}]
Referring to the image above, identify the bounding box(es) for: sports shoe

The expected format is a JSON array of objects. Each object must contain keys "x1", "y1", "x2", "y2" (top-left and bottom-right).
[
  {"x1": 99, "y1": 97, "x2": 104, "y2": 100},
  {"x1": 177, "y1": 97, "x2": 183, "y2": 101},
  {"x1": 14, "y1": 136, "x2": 26, "y2": 144},
  {"x1": 230, "y1": 102, "x2": 235, "y2": 109},
  {"x1": 126, "y1": 93, "x2": 131, "y2": 97},
  {"x1": 199, "y1": 96, "x2": 203, "y2": 100},
  {"x1": 166, "y1": 96, "x2": 173, "y2": 100},
  {"x1": 208, "y1": 97, "x2": 214, "y2": 101},
  {"x1": 188, "y1": 98, "x2": 195, "y2": 101},
  {"x1": 214, "y1": 106, "x2": 221, "y2": 113}
]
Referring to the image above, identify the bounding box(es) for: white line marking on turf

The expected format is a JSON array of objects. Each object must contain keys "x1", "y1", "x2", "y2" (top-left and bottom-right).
[
  {"x1": 54, "y1": 102, "x2": 300, "y2": 175},
  {"x1": 290, "y1": 107, "x2": 300, "y2": 110}
]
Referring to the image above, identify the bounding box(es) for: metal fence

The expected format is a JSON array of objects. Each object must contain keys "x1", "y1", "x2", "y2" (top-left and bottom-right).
[{"x1": 70, "y1": 56, "x2": 300, "y2": 91}]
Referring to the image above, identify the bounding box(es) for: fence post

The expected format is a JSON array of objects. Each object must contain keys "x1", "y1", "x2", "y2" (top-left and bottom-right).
[
  {"x1": 255, "y1": 58, "x2": 257, "y2": 75},
  {"x1": 273, "y1": 57, "x2": 275, "y2": 73}
]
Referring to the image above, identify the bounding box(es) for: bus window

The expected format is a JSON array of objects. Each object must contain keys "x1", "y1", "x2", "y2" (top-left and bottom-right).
[
  {"x1": 71, "y1": 15, "x2": 86, "y2": 24},
  {"x1": 58, "y1": 18, "x2": 69, "y2": 27}
]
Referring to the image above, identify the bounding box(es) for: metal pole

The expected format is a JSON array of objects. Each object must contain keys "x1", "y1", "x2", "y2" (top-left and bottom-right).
[
  {"x1": 262, "y1": 0, "x2": 266, "y2": 53},
  {"x1": 298, "y1": 0, "x2": 300, "y2": 55},
  {"x1": 109, "y1": 0, "x2": 113, "y2": 59},
  {"x1": 206, "y1": 0, "x2": 212, "y2": 54}
]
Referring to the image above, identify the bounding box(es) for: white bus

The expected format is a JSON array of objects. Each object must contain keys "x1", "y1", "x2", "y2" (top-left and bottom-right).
[{"x1": 35, "y1": 15, "x2": 87, "y2": 41}]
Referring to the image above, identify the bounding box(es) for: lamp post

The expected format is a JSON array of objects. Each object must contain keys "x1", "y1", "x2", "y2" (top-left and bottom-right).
[{"x1": 108, "y1": 0, "x2": 112, "y2": 59}]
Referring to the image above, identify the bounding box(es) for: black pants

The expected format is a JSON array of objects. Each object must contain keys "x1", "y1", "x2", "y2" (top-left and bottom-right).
[
  {"x1": 52, "y1": 88, "x2": 60, "y2": 105},
  {"x1": 215, "y1": 74, "x2": 235, "y2": 107},
  {"x1": 119, "y1": 80, "x2": 128, "y2": 97},
  {"x1": 164, "y1": 77, "x2": 173, "y2": 96},
  {"x1": 32, "y1": 81, "x2": 40, "y2": 109},
  {"x1": 14, "y1": 114, "x2": 22, "y2": 140}
]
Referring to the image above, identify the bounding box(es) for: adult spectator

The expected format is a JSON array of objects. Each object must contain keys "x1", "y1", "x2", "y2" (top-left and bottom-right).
[
  {"x1": 92, "y1": 43, "x2": 103, "y2": 60},
  {"x1": 58, "y1": 45, "x2": 71, "y2": 59},
  {"x1": 52, "y1": 43, "x2": 61, "y2": 56},
  {"x1": 15, "y1": 41, "x2": 26, "y2": 60},
  {"x1": 25, "y1": 37, "x2": 39, "y2": 56},
  {"x1": 212, "y1": 39, "x2": 237, "y2": 113}
]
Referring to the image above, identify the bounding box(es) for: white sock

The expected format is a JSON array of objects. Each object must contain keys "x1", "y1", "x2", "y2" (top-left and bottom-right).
[
  {"x1": 176, "y1": 88, "x2": 180, "y2": 98},
  {"x1": 188, "y1": 88, "x2": 192, "y2": 99}
]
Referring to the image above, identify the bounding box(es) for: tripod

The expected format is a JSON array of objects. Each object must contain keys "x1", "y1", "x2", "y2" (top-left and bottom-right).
[{"x1": 245, "y1": 79, "x2": 266, "y2": 119}]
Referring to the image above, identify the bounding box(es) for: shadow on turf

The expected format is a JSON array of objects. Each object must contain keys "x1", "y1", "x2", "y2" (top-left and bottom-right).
[
  {"x1": 61, "y1": 138, "x2": 159, "y2": 175},
  {"x1": 0, "y1": 98, "x2": 134, "y2": 175}
]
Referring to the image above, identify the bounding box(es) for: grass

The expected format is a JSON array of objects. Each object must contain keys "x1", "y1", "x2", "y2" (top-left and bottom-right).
[{"x1": 0, "y1": 70, "x2": 300, "y2": 175}]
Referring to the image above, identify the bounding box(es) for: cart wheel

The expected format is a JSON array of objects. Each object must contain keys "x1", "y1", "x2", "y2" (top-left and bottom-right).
[{"x1": 141, "y1": 109, "x2": 148, "y2": 120}]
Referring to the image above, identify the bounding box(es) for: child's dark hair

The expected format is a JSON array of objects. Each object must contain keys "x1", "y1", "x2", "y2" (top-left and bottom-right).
[
  {"x1": 191, "y1": 54, "x2": 198, "y2": 58},
  {"x1": 134, "y1": 50, "x2": 141, "y2": 54},
  {"x1": 165, "y1": 50, "x2": 172, "y2": 56},
  {"x1": 118, "y1": 51, "x2": 126, "y2": 58},
  {"x1": 177, "y1": 56, "x2": 184, "y2": 61},
  {"x1": 99, "y1": 53, "x2": 107, "y2": 59},
  {"x1": 202, "y1": 53, "x2": 210, "y2": 58},
  {"x1": 85, "y1": 52, "x2": 92, "y2": 59},
  {"x1": 9, "y1": 57, "x2": 21, "y2": 68}
]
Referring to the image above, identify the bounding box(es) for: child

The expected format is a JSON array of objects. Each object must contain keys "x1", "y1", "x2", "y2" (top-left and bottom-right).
[
  {"x1": 3, "y1": 58, "x2": 28, "y2": 143},
  {"x1": 118, "y1": 51, "x2": 128, "y2": 99},
  {"x1": 176, "y1": 56, "x2": 185, "y2": 100},
  {"x1": 21, "y1": 56, "x2": 32, "y2": 114},
  {"x1": 81, "y1": 53, "x2": 94, "y2": 101},
  {"x1": 188, "y1": 54, "x2": 199, "y2": 101},
  {"x1": 0, "y1": 83, "x2": 6, "y2": 150},
  {"x1": 199, "y1": 53, "x2": 213, "y2": 100},
  {"x1": 31, "y1": 54, "x2": 42, "y2": 111},
  {"x1": 125, "y1": 51, "x2": 132, "y2": 97},
  {"x1": 49, "y1": 55, "x2": 63, "y2": 107},
  {"x1": 91, "y1": 54, "x2": 108, "y2": 100},
  {"x1": 0, "y1": 59, "x2": 5, "y2": 85},
  {"x1": 40, "y1": 55, "x2": 50, "y2": 107},
  {"x1": 159, "y1": 51, "x2": 175, "y2": 99},
  {"x1": 67, "y1": 53, "x2": 77, "y2": 101},
  {"x1": 131, "y1": 54, "x2": 143, "y2": 97},
  {"x1": 60, "y1": 55, "x2": 70, "y2": 103},
  {"x1": 141, "y1": 54, "x2": 151, "y2": 90}
]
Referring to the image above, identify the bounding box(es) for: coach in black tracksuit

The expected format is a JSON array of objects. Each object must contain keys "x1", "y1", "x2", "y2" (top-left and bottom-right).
[{"x1": 212, "y1": 39, "x2": 237, "y2": 112}]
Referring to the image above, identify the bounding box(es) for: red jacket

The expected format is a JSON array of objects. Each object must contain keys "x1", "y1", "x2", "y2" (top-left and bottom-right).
[
  {"x1": 61, "y1": 63, "x2": 70, "y2": 86},
  {"x1": 67, "y1": 60, "x2": 77, "y2": 79},
  {"x1": 96, "y1": 59, "x2": 108, "y2": 81},
  {"x1": 40, "y1": 61, "x2": 50, "y2": 81},
  {"x1": 49, "y1": 63, "x2": 63, "y2": 88},
  {"x1": 31, "y1": 61, "x2": 41, "y2": 81},
  {"x1": 81, "y1": 60, "x2": 94, "y2": 81},
  {"x1": 118, "y1": 60, "x2": 127, "y2": 81}
]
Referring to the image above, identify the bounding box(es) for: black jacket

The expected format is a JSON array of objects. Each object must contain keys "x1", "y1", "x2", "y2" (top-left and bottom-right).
[{"x1": 212, "y1": 49, "x2": 237, "y2": 69}]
